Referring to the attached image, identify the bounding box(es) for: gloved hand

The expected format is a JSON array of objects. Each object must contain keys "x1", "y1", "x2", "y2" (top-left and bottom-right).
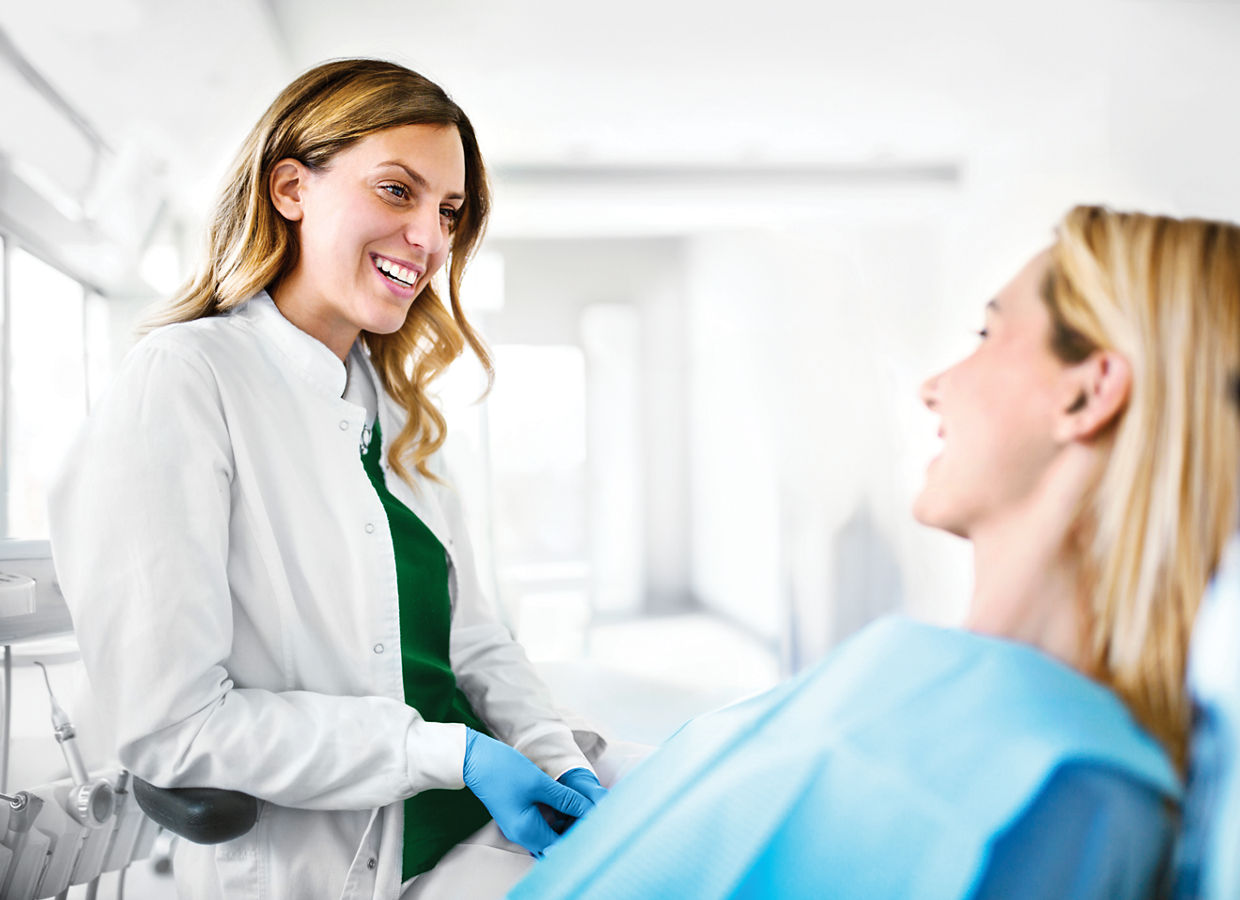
[
  {"x1": 557, "y1": 767, "x2": 607, "y2": 804},
  {"x1": 543, "y1": 767, "x2": 609, "y2": 834},
  {"x1": 462, "y1": 728, "x2": 594, "y2": 856}
]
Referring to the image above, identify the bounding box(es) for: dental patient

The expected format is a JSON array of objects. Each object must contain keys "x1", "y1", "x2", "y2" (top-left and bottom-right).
[{"x1": 510, "y1": 206, "x2": 1240, "y2": 900}]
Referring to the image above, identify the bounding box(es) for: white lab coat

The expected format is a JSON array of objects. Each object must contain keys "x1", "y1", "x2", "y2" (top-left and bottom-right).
[{"x1": 48, "y1": 293, "x2": 599, "y2": 899}]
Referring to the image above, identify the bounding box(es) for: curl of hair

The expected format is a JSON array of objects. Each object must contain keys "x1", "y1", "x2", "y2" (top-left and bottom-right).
[
  {"x1": 146, "y1": 58, "x2": 493, "y2": 485},
  {"x1": 1043, "y1": 205, "x2": 1240, "y2": 768}
]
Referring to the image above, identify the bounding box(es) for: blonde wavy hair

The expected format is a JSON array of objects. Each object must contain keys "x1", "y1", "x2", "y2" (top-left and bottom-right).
[
  {"x1": 1044, "y1": 205, "x2": 1240, "y2": 768},
  {"x1": 148, "y1": 58, "x2": 493, "y2": 484}
]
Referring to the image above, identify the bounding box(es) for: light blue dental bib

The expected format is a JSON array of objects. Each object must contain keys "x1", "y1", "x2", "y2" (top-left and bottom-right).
[{"x1": 510, "y1": 617, "x2": 1181, "y2": 900}]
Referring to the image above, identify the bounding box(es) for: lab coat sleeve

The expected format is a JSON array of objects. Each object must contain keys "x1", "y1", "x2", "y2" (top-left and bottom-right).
[
  {"x1": 437, "y1": 468, "x2": 598, "y2": 780},
  {"x1": 48, "y1": 338, "x2": 465, "y2": 810}
]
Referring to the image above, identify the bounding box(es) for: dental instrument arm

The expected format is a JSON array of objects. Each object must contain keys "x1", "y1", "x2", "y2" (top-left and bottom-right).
[{"x1": 35, "y1": 661, "x2": 114, "y2": 827}]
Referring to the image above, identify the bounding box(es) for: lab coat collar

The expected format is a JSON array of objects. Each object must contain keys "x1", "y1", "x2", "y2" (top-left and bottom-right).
[
  {"x1": 344, "y1": 338, "x2": 454, "y2": 546},
  {"x1": 237, "y1": 292, "x2": 349, "y2": 398},
  {"x1": 343, "y1": 346, "x2": 379, "y2": 425}
]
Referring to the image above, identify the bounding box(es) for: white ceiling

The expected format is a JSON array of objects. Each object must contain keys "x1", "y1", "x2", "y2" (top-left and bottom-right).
[
  {"x1": 1, "y1": 0, "x2": 1238, "y2": 262},
  {"x1": 1, "y1": 0, "x2": 1126, "y2": 166}
]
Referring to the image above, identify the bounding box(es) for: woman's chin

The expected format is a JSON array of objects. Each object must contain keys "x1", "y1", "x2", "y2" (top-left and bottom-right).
[
  {"x1": 911, "y1": 492, "x2": 968, "y2": 538},
  {"x1": 360, "y1": 303, "x2": 416, "y2": 337},
  {"x1": 911, "y1": 493, "x2": 937, "y2": 528}
]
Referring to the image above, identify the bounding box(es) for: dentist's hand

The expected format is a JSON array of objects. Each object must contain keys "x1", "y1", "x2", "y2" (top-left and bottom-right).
[
  {"x1": 543, "y1": 767, "x2": 609, "y2": 834},
  {"x1": 462, "y1": 728, "x2": 593, "y2": 856},
  {"x1": 556, "y1": 767, "x2": 608, "y2": 805}
]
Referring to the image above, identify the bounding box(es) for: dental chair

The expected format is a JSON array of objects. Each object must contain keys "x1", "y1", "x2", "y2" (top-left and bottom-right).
[
  {"x1": 0, "y1": 541, "x2": 162, "y2": 899},
  {"x1": 0, "y1": 541, "x2": 253, "y2": 900},
  {"x1": 1175, "y1": 525, "x2": 1240, "y2": 899},
  {"x1": 130, "y1": 778, "x2": 256, "y2": 845}
]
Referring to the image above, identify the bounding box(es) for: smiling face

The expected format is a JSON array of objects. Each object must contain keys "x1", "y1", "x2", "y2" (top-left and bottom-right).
[
  {"x1": 269, "y1": 124, "x2": 466, "y2": 359},
  {"x1": 913, "y1": 251, "x2": 1082, "y2": 539}
]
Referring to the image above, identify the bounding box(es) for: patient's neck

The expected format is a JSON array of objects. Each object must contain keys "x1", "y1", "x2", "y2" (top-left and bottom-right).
[{"x1": 965, "y1": 510, "x2": 1089, "y2": 673}]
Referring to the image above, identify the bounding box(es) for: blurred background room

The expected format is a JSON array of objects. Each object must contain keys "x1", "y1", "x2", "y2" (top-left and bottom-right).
[{"x1": 0, "y1": 6, "x2": 1237, "y2": 890}]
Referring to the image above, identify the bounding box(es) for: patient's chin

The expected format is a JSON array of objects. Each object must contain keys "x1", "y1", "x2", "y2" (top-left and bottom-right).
[
  {"x1": 911, "y1": 489, "x2": 938, "y2": 527},
  {"x1": 911, "y1": 492, "x2": 967, "y2": 538}
]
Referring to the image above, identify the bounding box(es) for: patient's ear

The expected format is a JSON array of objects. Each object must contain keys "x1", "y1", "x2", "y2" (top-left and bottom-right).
[{"x1": 1054, "y1": 350, "x2": 1131, "y2": 442}]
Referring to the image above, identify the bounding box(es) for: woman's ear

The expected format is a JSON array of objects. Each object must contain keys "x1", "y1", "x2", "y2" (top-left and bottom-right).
[
  {"x1": 1054, "y1": 350, "x2": 1132, "y2": 442},
  {"x1": 269, "y1": 159, "x2": 309, "y2": 222}
]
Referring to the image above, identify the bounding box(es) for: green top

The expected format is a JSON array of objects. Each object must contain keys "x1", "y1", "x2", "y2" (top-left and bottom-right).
[{"x1": 360, "y1": 418, "x2": 493, "y2": 881}]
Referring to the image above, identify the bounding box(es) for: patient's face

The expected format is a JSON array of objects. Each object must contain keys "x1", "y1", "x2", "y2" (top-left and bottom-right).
[{"x1": 913, "y1": 250, "x2": 1075, "y2": 538}]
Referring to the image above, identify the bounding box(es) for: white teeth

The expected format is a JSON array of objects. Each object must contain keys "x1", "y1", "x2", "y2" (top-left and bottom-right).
[{"x1": 375, "y1": 257, "x2": 417, "y2": 287}]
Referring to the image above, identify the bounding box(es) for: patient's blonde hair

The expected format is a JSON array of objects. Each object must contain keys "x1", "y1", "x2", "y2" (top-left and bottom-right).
[{"x1": 1044, "y1": 206, "x2": 1240, "y2": 768}]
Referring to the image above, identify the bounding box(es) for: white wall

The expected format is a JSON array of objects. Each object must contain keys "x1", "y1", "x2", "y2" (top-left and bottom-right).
[{"x1": 683, "y1": 217, "x2": 973, "y2": 665}]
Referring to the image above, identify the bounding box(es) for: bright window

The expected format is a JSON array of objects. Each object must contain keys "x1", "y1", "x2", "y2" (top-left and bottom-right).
[
  {"x1": 486, "y1": 345, "x2": 590, "y2": 657},
  {"x1": 84, "y1": 290, "x2": 113, "y2": 412},
  {"x1": 6, "y1": 247, "x2": 88, "y2": 538},
  {"x1": 0, "y1": 233, "x2": 5, "y2": 465}
]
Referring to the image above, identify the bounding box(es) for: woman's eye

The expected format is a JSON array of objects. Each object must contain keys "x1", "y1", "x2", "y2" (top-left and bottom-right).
[
  {"x1": 381, "y1": 183, "x2": 410, "y2": 200},
  {"x1": 440, "y1": 206, "x2": 461, "y2": 228}
]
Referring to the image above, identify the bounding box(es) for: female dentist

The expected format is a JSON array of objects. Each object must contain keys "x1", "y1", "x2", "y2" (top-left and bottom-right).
[{"x1": 49, "y1": 59, "x2": 605, "y2": 900}]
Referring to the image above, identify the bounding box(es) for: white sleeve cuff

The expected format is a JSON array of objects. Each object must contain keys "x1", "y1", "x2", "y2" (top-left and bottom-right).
[
  {"x1": 515, "y1": 728, "x2": 595, "y2": 782},
  {"x1": 405, "y1": 719, "x2": 467, "y2": 794}
]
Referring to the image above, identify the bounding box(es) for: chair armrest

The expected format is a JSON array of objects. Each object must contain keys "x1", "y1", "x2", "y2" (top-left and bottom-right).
[{"x1": 132, "y1": 776, "x2": 258, "y2": 844}]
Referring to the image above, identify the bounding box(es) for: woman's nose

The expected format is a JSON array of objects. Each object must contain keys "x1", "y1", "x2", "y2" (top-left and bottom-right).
[
  {"x1": 919, "y1": 372, "x2": 941, "y2": 411},
  {"x1": 404, "y1": 206, "x2": 446, "y2": 255}
]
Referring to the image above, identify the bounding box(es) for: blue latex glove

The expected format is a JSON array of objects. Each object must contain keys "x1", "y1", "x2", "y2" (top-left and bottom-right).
[
  {"x1": 558, "y1": 767, "x2": 607, "y2": 804},
  {"x1": 462, "y1": 728, "x2": 593, "y2": 856},
  {"x1": 544, "y1": 767, "x2": 609, "y2": 834}
]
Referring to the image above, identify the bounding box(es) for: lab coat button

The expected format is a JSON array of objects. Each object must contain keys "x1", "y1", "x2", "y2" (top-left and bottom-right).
[
  {"x1": 365, "y1": 523, "x2": 375, "y2": 534},
  {"x1": 339, "y1": 420, "x2": 349, "y2": 431},
  {"x1": 373, "y1": 644, "x2": 384, "y2": 654},
  {"x1": 367, "y1": 857, "x2": 376, "y2": 870}
]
